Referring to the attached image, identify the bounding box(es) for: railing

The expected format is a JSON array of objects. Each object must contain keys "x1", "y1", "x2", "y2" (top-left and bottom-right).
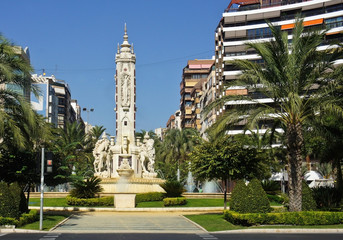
[{"x1": 225, "y1": 0, "x2": 311, "y2": 13}]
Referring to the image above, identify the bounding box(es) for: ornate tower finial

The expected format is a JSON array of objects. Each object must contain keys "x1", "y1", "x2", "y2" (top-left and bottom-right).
[
  {"x1": 120, "y1": 23, "x2": 131, "y2": 52},
  {"x1": 117, "y1": 43, "x2": 120, "y2": 54},
  {"x1": 131, "y1": 43, "x2": 134, "y2": 53}
]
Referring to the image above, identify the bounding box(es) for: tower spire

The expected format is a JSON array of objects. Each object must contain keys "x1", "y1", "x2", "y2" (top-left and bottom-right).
[{"x1": 120, "y1": 23, "x2": 131, "y2": 52}]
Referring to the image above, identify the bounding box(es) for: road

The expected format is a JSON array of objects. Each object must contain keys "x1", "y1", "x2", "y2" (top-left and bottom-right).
[{"x1": 1, "y1": 233, "x2": 343, "y2": 240}]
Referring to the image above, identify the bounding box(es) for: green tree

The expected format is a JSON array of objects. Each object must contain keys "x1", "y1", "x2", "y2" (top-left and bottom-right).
[
  {"x1": 0, "y1": 34, "x2": 36, "y2": 149},
  {"x1": 206, "y1": 19, "x2": 343, "y2": 211},
  {"x1": 52, "y1": 122, "x2": 92, "y2": 182},
  {"x1": 88, "y1": 125, "x2": 106, "y2": 142},
  {"x1": 156, "y1": 128, "x2": 201, "y2": 181},
  {"x1": 189, "y1": 137, "x2": 264, "y2": 209}
]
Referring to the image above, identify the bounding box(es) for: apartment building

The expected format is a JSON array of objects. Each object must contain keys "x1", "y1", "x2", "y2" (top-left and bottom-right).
[
  {"x1": 31, "y1": 74, "x2": 80, "y2": 128},
  {"x1": 214, "y1": 0, "x2": 343, "y2": 135},
  {"x1": 199, "y1": 66, "x2": 217, "y2": 137},
  {"x1": 180, "y1": 59, "x2": 215, "y2": 130},
  {"x1": 0, "y1": 46, "x2": 31, "y2": 101},
  {"x1": 166, "y1": 110, "x2": 181, "y2": 130}
]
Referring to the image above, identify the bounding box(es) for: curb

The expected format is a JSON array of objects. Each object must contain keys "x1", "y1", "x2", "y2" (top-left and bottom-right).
[
  {"x1": 213, "y1": 229, "x2": 343, "y2": 234},
  {"x1": 49, "y1": 214, "x2": 74, "y2": 232},
  {"x1": 29, "y1": 206, "x2": 224, "y2": 212}
]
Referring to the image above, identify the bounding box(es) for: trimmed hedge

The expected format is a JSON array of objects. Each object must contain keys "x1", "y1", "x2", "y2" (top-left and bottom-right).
[
  {"x1": 230, "y1": 179, "x2": 271, "y2": 213},
  {"x1": 163, "y1": 197, "x2": 187, "y2": 206},
  {"x1": 0, "y1": 182, "x2": 27, "y2": 219},
  {"x1": 224, "y1": 210, "x2": 343, "y2": 226},
  {"x1": 66, "y1": 196, "x2": 113, "y2": 206},
  {"x1": 0, "y1": 210, "x2": 38, "y2": 227},
  {"x1": 267, "y1": 194, "x2": 284, "y2": 204},
  {"x1": 135, "y1": 192, "x2": 165, "y2": 203},
  {"x1": 302, "y1": 181, "x2": 316, "y2": 211}
]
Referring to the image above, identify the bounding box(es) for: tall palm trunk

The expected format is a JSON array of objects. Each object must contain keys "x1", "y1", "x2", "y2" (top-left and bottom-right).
[{"x1": 286, "y1": 122, "x2": 303, "y2": 212}]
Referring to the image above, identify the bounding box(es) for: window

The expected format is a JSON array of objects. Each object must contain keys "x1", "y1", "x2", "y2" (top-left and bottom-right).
[
  {"x1": 325, "y1": 17, "x2": 343, "y2": 30},
  {"x1": 58, "y1": 98, "x2": 65, "y2": 105},
  {"x1": 185, "y1": 101, "x2": 192, "y2": 107},
  {"x1": 58, "y1": 107, "x2": 65, "y2": 114},
  {"x1": 247, "y1": 27, "x2": 273, "y2": 40}
]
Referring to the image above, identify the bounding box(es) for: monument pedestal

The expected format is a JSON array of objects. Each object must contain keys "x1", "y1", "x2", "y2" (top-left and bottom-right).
[
  {"x1": 100, "y1": 177, "x2": 165, "y2": 193},
  {"x1": 114, "y1": 193, "x2": 136, "y2": 208}
]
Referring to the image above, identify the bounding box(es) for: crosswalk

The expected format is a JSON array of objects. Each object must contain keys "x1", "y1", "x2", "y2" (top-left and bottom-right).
[
  {"x1": 197, "y1": 233, "x2": 218, "y2": 240},
  {"x1": 39, "y1": 232, "x2": 61, "y2": 240}
]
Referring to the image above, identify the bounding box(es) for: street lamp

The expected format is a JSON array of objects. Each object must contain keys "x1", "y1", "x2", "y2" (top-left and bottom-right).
[
  {"x1": 82, "y1": 108, "x2": 94, "y2": 133},
  {"x1": 82, "y1": 107, "x2": 94, "y2": 123}
]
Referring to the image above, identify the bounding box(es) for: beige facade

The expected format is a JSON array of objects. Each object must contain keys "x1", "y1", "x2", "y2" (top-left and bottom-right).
[{"x1": 180, "y1": 59, "x2": 214, "y2": 130}]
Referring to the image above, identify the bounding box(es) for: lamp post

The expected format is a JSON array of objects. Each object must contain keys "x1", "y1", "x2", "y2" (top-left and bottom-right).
[{"x1": 82, "y1": 108, "x2": 94, "y2": 132}]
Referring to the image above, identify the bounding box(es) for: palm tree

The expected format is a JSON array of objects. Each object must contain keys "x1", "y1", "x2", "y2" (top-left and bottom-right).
[
  {"x1": 206, "y1": 18, "x2": 343, "y2": 211},
  {"x1": 158, "y1": 128, "x2": 201, "y2": 181},
  {"x1": 88, "y1": 125, "x2": 106, "y2": 141},
  {"x1": 0, "y1": 34, "x2": 36, "y2": 148}
]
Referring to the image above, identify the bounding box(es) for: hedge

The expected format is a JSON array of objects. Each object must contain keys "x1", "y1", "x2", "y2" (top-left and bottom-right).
[
  {"x1": 0, "y1": 210, "x2": 38, "y2": 227},
  {"x1": 66, "y1": 196, "x2": 113, "y2": 206},
  {"x1": 135, "y1": 192, "x2": 165, "y2": 203},
  {"x1": 163, "y1": 197, "x2": 187, "y2": 206},
  {"x1": 224, "y1": 210, "x2": 343, "y2": 226}
]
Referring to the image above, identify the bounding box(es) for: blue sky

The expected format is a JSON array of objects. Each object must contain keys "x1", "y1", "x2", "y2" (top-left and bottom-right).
[{"x1": 1, "y1": 0, "x2": 229, "y2": 136}]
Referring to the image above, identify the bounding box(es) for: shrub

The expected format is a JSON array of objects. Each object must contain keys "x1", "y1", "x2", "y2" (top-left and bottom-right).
[
  {"x1": 230, "y1": 179, "x2": 271, "y2": 213},
  {"x1": 163, "y1": 197, "x2": 187, "y2": 206},
  {"x1": 0, "y1": 181, "x2": 27, "y2": 219},
  {"x1": 312, "y1": 186, "x2": 342, "y2": 210},
  {"x1": 160, "y1": 180, "x2": 185, "y2": 197},
  {"x1": 223, "y1": 210, "x2": 343, "y2": 226},
  {"x1": 247, "y1": 179, "x2": 271, "y2": 213},
  {"x1": 261, "y1": 180, "x2": 281, "y2": 195},
  {"x1": 135, "y1": 192, "x2": 165, "y2": 203},
  {"x1": 0, "y1": 210, "x2": 38, "y2": 227},
  {"x1": 18, "y1": 210, "x2": 39, "y2": 227},
  {"x1": 230, "y1": 180, "x2": 249, "y2": 213},
  {"x1": 70, "y1": 176, "x2": 103, "y2": 199},
  {"x1": 66, "y1": 196, "x2": 113, "y2": 206},
  {"x1": 267, "y1": 194, "x2": 283, "y2": 204},
  {"x1": 9, "y1": 182, "x2": 28, "y2": 214},
  {"x1": 302, "y1": 181, "x2": 316, "y2": 211}
]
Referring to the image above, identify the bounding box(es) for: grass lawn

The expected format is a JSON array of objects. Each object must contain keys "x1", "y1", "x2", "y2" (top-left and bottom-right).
[
  {"x1": 185, "y1": 214, "x2": 244, "y2": 231},
  {"x1": 19, "y1": 212, "x2": 70, "y2": 231},
  {"x1": 136, "y1": 198, "x2": 225, "y2": 208},
  {"x1": 184, "y1": 213, "x2": 343, "y2": 232},
  {"x1": 29, "y1": 198, "x2": 69, "y2": 207},
  {"x1": 29, "y1": 197, "x2": 282, "y2": 208}
]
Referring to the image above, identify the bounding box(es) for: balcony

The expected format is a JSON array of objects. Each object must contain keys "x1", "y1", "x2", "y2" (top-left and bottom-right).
[{"x1": 225, "y1": 0, "x2": 309, "y2": 13}]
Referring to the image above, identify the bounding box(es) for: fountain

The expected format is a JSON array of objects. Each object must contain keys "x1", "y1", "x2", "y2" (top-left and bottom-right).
[{"x1": 92, "y1": 25, "x2": 164, "y2": 208}]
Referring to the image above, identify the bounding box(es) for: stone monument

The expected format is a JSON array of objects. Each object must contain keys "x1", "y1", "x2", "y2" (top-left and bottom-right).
[{"x1": 92, "y1": 25, "x2": 164, "y2": 207}]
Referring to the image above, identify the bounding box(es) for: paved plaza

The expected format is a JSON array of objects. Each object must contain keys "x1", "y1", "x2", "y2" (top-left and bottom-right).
[{"x1": 53, "y1": 212, "x2": 205, "y2": 233}]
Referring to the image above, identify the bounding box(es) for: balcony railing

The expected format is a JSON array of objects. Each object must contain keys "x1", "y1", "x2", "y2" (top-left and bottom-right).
[{"x1": 225, "y1": 0, "x2": 311, "y2": 13}]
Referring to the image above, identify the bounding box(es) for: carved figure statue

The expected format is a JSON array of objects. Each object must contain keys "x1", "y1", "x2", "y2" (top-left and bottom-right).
[
  {"x1": 93, "y1": 134, "x2": 111, "y2": 177},
  {"x1": 140, "y1": 133, "x2": 156, "y2": 178},
  {"x1": 121, "y1": 74, "x2": 131, "y2": 107}
]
